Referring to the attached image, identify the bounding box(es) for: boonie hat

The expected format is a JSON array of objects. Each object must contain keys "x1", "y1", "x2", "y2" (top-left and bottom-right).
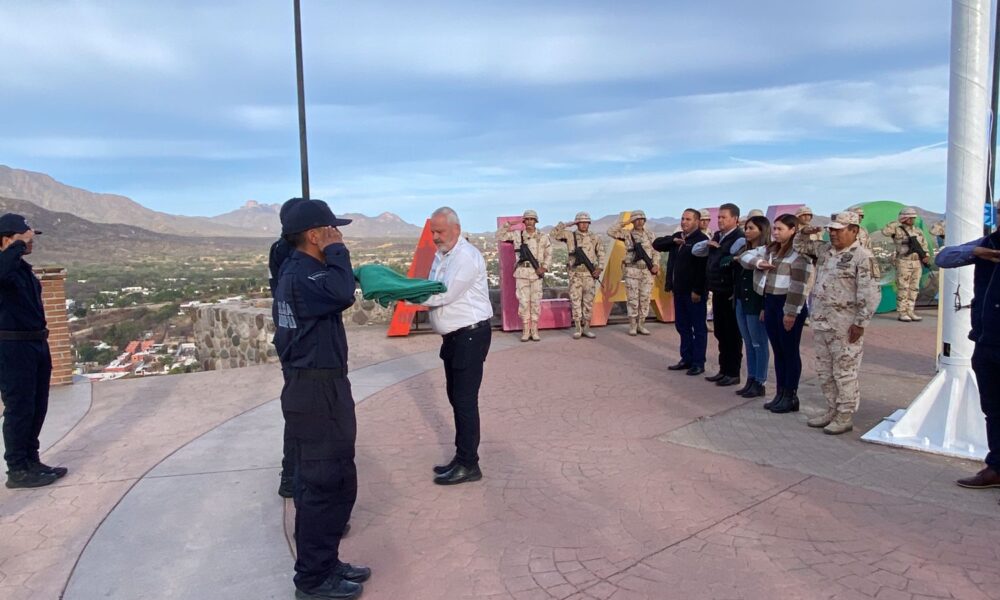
[
  {"x1": 573, "y1": 211, "x2": 591, "y2": 224},
  {"x1": 281, "y1": 200, "x2": 352, "y2": 235},
  {"x1": 0, "y1": 213, "x2": 42, "y2": 235},
  {"x1": 827, "y1": 212, "x2": 860, "y2": 230}
]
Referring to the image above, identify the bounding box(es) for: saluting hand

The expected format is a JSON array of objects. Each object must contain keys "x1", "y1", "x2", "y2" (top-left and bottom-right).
[
  {"x1": 673, "y1": 237, "x2": 685, "y2": 246},
  {"x1": 708, "y1": 240, "x2": 721, "y2": 249},
  {"x1": 757, "y1": 260, "x2": 776, "y2": 271},
  {"x1": 1, "y1": 230, "x2": 33, "y2": 251},
  {"x1": 317, "y1": 226, "x2": 343, "y2": 250},
  {"x1": 973, "y1": 246, "x2": 1000, "y2": 263}
]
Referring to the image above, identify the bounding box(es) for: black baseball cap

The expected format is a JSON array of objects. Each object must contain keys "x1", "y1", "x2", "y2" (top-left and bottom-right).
[
  {"x1": 279, "y1": 197, "x2": 308, "y2": 221},
  {"x1": 281, "y1": 200, "x2": 352, "y2": 235},
  {"x1": 0, "y1": 213, "x2": 42, "y2": 235}
]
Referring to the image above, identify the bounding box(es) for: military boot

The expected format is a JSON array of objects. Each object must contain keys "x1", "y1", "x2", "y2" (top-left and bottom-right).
[
  {"x1": 807, "y1": 409, "x2": 836, "y2": 428},
  {"x1": 520, "y1": 322, "x2": 531, "y2": 342},
  {"x1": 636, "y1": 317, "x2": 651, "y2": 335},
  {"x1": 530, "y1": 323, "x2": 540, "y2": 342},
  {"x1": 582, "y1": 322, "x2": 596, "y2": 339},
  {"x1": 908, "y1": 310, "x2": 923, "y2": 322},
  {"x1": 628, "y1": 318, "x2": 638, "y2": 336},
  {"x1": 897, "y1": 313, "x2": 912, "y2": 322},
  {"x1": 572, "y1": 321, "x2": 582, "y2": 340},
  {"x1": 823, "y1": 413, "x2": 854, "y2": 435}
]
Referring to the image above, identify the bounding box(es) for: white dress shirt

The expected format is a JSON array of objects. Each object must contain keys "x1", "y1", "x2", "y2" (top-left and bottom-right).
[{"x1": 422, "y1": 236, "x2": 493, "y2": 335}]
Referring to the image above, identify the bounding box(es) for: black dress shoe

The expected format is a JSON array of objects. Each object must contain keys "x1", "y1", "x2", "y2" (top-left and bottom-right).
[
  {"x1": 333, "y1": 561, "x2": 371, "y2": 583},
  {"x1": 433, "y1": 464, "x2": 483, "y2": 486},
  {"x1": 433, "y1": 458, "x2": 458, "y2": 475},
  {"x1": 705, "y1": 372, "x2": 725, "y2": 382},
  {"x1": 667, "y1": 362, "x2": 691, "y2": 371},
  {"x1": 685, "y1": 366, "x2": 705, "y2": 376},
  {"x1": 295, "y1": 576, "x2": 363, "y2": 600},
  {"x1": 31, "y1": 460, "x2": 68, "y2": 479},
  {"x1": 715, "y1": 376, "x2": 740, "y2": 387},
  {"x1": 734, "y1": 379, "x2": 753, "y2": 395},
  {"x1": 5, "y1": 468, "x2": 58, "y2": 489}
]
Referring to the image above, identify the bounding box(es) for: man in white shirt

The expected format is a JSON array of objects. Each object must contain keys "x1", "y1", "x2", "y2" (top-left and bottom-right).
[{"x1": 418, "y1": 207, "x2": 493, "y2": 485}]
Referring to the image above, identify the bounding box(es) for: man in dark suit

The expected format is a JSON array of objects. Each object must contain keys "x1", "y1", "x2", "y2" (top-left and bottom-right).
[{"x1": 655, "y1": 209, "x2": 709, "y2": 375}]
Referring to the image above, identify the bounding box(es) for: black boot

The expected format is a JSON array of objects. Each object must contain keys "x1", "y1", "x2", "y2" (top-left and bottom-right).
[
  {"x1": 734, "y1": 379, "x2": 754, "y2": 395},
  {"x1": 741, "y1": 381, "x2": 765, "y2": 398},
  {"x1": 770, "y1": 388, "x2": 800, "y2": 413},
  {"x1": 763, "y1": 387, "x2": 784, "y2": 410}
]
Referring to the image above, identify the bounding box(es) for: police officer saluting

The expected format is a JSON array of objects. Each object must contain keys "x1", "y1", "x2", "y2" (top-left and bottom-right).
[
  {"x1": 274, "y1": 200, "x2": 370, "y2": 600},
  {"x1": 0, "y1": 213, "x2": 67, "y2": 489}
]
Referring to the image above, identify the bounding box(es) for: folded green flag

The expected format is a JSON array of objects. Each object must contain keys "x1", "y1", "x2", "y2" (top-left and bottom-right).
[{"x1": 353, "y1": 264, "x2": 447, "y2": 307}]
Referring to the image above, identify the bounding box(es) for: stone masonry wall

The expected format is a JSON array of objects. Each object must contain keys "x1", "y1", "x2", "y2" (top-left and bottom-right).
[{"x1": 36, "y1": 266, "x2": 73, "y2": 386}]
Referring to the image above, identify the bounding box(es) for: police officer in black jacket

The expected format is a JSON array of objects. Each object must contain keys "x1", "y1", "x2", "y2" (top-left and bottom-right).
[
  {"x1": 268, "y1": 197, "x2": 307, "y2": 499},
  {"x1": 654, "y1": 208, "x2": 710, "y2": 376},
  {"x1": 0, "y1": 213, "x2": 68, "y2": 489},
  {"x1": 274, "y1": 200, "x2": 370, "y2": 600}
]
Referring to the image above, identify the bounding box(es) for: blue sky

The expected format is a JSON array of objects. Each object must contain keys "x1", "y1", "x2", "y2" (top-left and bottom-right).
[{"x1": 0, "y1": 1, "x2": 952, "y2": 231}]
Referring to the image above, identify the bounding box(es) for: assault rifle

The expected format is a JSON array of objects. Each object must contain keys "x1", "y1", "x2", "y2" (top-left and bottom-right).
[
  {"x1": 518, "y1": 241, "x2": 542, "y2": 272},
  {"x1": 571, "y1": 232, "x2": 598, "y2": 277},
  {"x1": 907, "y1": 235, "x2": 928, "y2": 261},
  {"x1": 631, "y1": 234, "x2": 655, "y2": 272}
]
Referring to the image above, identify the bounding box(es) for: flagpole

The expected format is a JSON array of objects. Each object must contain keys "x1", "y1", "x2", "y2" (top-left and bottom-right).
[{"x1": 293, "y1": 0, "x2": 310, "y2": 200}]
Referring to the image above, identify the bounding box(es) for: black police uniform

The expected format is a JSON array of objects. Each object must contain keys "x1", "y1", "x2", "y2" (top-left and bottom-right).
[
  {"x1": 0, "y1": 240, "x2": 52, "y2": 473},
  {"x1": 273, "y1": 242, "x2": 359, "y2": 591},
  {"x1": 268, "y1": 237, "x2": 296, "y2": 490}
]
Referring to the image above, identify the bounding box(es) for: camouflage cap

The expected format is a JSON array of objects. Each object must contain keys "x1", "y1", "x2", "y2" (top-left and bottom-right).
[
  {"x1": 630, "y1": 210, "x2": 647, "y2": 222},
  {"x1": 573, "y1": 211, "x2": 592, "y2": 224},
  {"x1": 899, "y1": 207, "x2": 918, "y2": 219},
  {"x1": 851, "y1": 206, "x2": 865, "y2": 216},
  {"x1": 522, "y1": 209, "x2": 539, "y2": 221},
  {"x1": 827, "y1": 211, "x2": 860, "y2": 229},
  {"x1": 699, "y1": 209, "x2": 711, "y2": 220},
  {"x1": 795, "y1": 206, "x2": 814, "y2": 217},
  {"x1": 747, "y1": 209, "x2": 764, "y2": 218}
]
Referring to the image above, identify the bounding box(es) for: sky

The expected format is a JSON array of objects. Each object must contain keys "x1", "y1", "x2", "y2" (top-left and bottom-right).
[{"x1": 0, "y1": 1, "x2": 954, "y2": 231}]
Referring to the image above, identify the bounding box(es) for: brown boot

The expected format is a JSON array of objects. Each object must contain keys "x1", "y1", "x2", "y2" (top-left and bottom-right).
[
  {"x1": 956, "y1": 467, "x2": 1000, "y2": 489},
  {"x1": 521, "y1": 320, "x2": 530, "y2": 342},
  {"x1": 823, "y1": 413, "x2": 854, "y2": 435},
  {"x1": 530, "y1": 323, "x2": 540, "y2": 342},
  {"x1": 637, "y1": 317, "x2": 651, "y2": 335},
  {"x1": 909, "y1": 310, "x2": 923, "y2": 322},
  {"x1": 807, "y1": 410, "x2": 836, "y2": 428},
  {"x1": 572, "y1": 321, "x2": 582, "y2": 340},
  {"x1": 582, "y1": 322, "x2": 596, "y2": 339},
  {"x1": 628, "y1": 318, "x2": 638, "y2": 336}
]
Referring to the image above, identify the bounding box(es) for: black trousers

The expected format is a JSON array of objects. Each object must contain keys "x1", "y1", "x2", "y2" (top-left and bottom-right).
[
  {"x1": 0, "y1": 341, "x2": 51, "y2": 470},
  {"x1": 763, "y1": 295, "x2": 808, "y2": 390},
  {"x1": 673, "y1": 291, "x2": 708, "y2": 368},
  {"x1": 711, "y1": 292, "x2": 743, "y2": 378},
  {"x1": 280, "y1": 369, "x2": 295, "y2": 479},
  {"x1": 440, "y1": 322, "x2": 492, "y2": 468},
  {"x1": 973, "y1": 344, "x2": 1000, "y2": 471},
  {"x1": 282, "y1": 369, "x2": 357, "y2": 591}
]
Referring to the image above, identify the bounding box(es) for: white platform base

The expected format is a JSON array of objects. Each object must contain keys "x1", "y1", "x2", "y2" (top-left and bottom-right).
[{"x1": 861, "y1": 365, "x2": 987, "y2": 462}]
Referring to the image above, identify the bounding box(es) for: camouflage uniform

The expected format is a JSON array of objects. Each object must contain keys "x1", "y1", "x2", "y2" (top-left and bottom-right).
[
  {"x1": 498, "y1": 212, "x2": 552, "y2": 341},
  {"x1": 881, "y1": 208, "x2": 929, "y2": 321},
  {"x1": 551, "y1": 212, "x2": 606, "y2": 339},
  {"x1": 608, "y1": 211, "x2": 659, "y2": 334},
  {"x1": 795, "y1": 212, "x2": 880, "y2": 433}
]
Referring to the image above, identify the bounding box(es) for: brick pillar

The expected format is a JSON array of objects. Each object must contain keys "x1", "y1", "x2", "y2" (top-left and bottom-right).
[{"x1": 34, "y1": 267, "x2": 74, "y2": 386}]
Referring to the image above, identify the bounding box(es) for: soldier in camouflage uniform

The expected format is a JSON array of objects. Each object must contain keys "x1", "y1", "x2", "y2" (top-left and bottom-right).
[
  {"x1": 850, "y1": 207, "x2": 873, "y2": 251},
  {"x1": 551, "y1": 212, "x2": 606, "y2": 339},
  {"x1": 795, "y1": 212, "x2": 881, "y2": 434},
  {"x1": 608, "y1": 210, "x2": 660, "y2": 336},
  {"x1": 699, "y1": 209, "x2": 713, "y2": 237},
  {"x1": 796, "y1": 206, "x2": 823, "y2": 242},
  {"x1": 498, "y1": 210, "x2": 552, "y2": 341},
  {"x1": 881, "y1": 207, "x2": 930, "y2": 322}
]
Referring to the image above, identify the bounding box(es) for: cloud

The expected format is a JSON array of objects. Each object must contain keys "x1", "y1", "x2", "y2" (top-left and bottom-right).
[{"x1": 0, "y1": 137, "x2": 281, "y2": 161}]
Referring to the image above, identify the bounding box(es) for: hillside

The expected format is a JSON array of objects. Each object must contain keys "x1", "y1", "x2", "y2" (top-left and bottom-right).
[{"x1": 213, "y1": 201, "x2": 423, "y2": 237}]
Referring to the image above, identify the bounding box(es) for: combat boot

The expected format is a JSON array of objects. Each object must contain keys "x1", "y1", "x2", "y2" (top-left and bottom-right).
[
  {"x1": 582, "y1": 322, "x2": 596, "y2": 339},
  {"x1": 628, "y1": 318, "x2": 638, "y2": 336},
  {"x1": 823, "y1": 413, "x2": 854, "y2": 435},
  {"x1": 897, "y1": 313, "x2": 912, "y2": 322},
  {"x1": 909, "y1": 310, "x2": 923, "y2": 322},
  {"x1": 807, "y1": 409, "x2": 836, "y2": 428},
  {"x1": 573, "y1": 321, "x2": 582, "y2": 339},
  {"x1": 530, "y1": 324, "x2": 540, "y2": 342},
  {"x1": 636, "y1": 317, "x2": 651, "y2": 335},
  {"x1": 521, "y1": 320, "x2": 531, "y2": 342}
]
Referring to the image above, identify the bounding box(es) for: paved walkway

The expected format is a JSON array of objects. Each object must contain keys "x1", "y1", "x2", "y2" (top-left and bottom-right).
[{"x1": 3, "y1": 312, "x2": 999, "y2": 600}]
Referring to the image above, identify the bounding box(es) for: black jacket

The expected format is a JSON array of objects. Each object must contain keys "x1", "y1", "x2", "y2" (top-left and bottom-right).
[
  {"x1": 972, "y1": 232, "x2": 1000, "y2": 347},
  {"x1": 654, "y1": 230, "x2": 708, "y2": 295},
  {"x1": 0, "y1": 241, "x2": 46, "y2": 332},
  {"x1": 705, "y1": 228, "x2": 746, "y2": 294}
]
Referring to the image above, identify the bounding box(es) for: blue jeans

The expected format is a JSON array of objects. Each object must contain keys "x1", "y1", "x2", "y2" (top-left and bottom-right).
[
  {"x1": 673, "y1": 290, "x2": 708, "y2": 368},
  {"x1": 763, "y1": 294, "x2": 808, "y2": 390},
  {"x1": 735, "y1": 300, "x2": 769, "y2": 383}
]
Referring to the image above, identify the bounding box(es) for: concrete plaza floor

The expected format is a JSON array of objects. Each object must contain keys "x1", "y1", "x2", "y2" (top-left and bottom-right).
[{"x1": 1, "y1": 311, "x2": 997, "y2": 600}]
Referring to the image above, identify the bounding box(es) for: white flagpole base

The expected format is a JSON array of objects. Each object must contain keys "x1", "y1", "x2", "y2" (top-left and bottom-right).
[{"x1": 862, "y1": 359, "x2": 987, "y2": 461}]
